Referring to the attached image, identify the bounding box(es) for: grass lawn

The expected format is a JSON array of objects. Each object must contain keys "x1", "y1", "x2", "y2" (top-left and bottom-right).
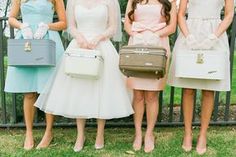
[{"x1": 0, "y1": 127, "x2": 235, "y2": 157}]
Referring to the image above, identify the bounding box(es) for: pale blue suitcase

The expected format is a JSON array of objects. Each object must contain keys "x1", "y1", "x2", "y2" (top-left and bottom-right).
[{"x1": 7, "y1": 39, "x2": 56, "y2": 66}]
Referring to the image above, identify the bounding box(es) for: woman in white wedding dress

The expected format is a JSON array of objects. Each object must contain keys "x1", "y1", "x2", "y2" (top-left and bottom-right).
[{"x1": 34, "y1": 0, "x2": 133, "y2": 152}]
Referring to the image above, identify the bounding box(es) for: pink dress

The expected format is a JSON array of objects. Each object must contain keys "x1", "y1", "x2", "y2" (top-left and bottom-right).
[{"x1": 127, "y1": 4, "x2": 171, "y2": 91}]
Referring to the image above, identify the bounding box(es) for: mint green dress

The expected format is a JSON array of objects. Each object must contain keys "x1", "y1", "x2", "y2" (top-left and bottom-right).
[{"x1": 5, "y1": 0, "x2": 64, "y2": 93}]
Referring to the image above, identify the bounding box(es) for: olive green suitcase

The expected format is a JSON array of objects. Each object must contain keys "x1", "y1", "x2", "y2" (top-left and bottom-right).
[{"x1": 119, "y1": 45, "x2": 167, "y2": 79}]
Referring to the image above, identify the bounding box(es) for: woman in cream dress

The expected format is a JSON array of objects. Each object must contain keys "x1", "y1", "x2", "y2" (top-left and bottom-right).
[
  {"x1": 35, "y1": 0, "x2": 133, "y2": 152},
  {"x1": 168, "y1": 0, "x2": 233, "y2": 155}
]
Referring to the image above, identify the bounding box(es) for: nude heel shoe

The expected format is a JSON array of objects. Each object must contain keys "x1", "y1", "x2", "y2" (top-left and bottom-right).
[{"x1": 73, "y1": 137, "x2": 85, "y2": 152}]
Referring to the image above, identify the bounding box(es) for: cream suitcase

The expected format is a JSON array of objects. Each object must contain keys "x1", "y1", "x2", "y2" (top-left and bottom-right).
[
  {"x1": 175, "y1": 50, "x2": 227, "y2": 80},
  {"x1": 65, "y1": 48, "x2": 103, "y2": 79}
]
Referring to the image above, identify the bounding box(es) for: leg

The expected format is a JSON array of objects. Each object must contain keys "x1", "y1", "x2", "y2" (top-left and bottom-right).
[
  {"x1": 23, "y1": 92, "x2": 37, "y2": 150},
  {"x1": 74, "y1": 118, "x2": 86, "y2": 152},
  {"x1": 182, "y1": 88, "x2": 195, "y2": 152},
  {"x1": 144, "y1": 91, "x2": 159, "y2": 153},
  {"x1": 36, "y1": 113, "x2": 54, "y2": 149},
  {"x1": 132, "y1": 90, "x2": 145, "y2": 151},
  {"x1": 95, "y1": 119, "x2": 106, "y2": 149},
  {"x1": 196, "y1": 90, "x2": 214, "y2": 155}
]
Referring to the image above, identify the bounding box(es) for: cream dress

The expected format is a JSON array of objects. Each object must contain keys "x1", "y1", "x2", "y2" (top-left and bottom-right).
[
  {"x1": 34, "y1": 0, "x2": 134, "y2": 119},
  {"x1": 168, "y1": 0, "x2": 230, "y2": 91}
]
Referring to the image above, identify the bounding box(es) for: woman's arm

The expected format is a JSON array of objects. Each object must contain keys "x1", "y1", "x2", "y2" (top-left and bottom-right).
[
  {"x1": 124, "y1": 0, "x2": 134, "y2": 36},
  {"x1": 48, "y1": 0, "x2": 67, "y2": 31},
  {"x1": 66, "y1": 0, "x2": 89, "y2": 48},
  {"x1": 177, "y1": 0, "x2": 189, "y2": 37},
  {"x1": 8, "y1": 0, "x2": 22, "y2": 29},
  {"x1": 88, "y1": 0, "x2": 119, "y2": 49},
  {"x1": 156, "y1": 0, "x2": 177, "y2": 37},
  {"x1": 214, "y1": 0, "x2": 234, "y2": 37},
  {"x1": 98, "y1": 0, "x2": 118, "y2": 41}
]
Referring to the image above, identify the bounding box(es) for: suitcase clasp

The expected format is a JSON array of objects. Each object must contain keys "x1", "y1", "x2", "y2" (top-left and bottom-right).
[
  {"x1": 196, "y1": 53, "x2": 204, "y2": 64},
  {"x1": 24, "y1": 41, "x2": 32, "y2": 52}
]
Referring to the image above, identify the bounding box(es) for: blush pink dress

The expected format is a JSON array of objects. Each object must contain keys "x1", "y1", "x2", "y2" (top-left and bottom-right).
[{"x1": 127, "y1": 4, "x2": 171, "y2": 91}]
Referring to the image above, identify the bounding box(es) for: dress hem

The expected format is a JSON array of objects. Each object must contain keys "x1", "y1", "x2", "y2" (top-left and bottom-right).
[
  {"x1": 167, "y1": 82, "x2": 231, "y2": 92},
  {"x1": 35, "y1": 106, "x2": 134, "y2": 119}
]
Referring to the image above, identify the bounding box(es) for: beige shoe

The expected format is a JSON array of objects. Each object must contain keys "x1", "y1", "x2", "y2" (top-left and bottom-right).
[
  {"x1": 73, "y1": 137, "x2": 85, "y2": 152},
  {"x1": 144, "y1": 135, "x2": 155, "y2": 153},
  {"x1": 36, "y1": 135, "x2": 53, "y2": 149}
]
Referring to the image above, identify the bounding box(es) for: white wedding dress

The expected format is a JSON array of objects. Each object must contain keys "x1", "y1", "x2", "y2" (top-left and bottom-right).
[{"x1": 34, "y1": 0, "x2": 134, "y2": 119}]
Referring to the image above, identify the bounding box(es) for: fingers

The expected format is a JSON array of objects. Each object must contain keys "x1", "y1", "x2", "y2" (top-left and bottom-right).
[{"x1": 22, "y1": 27, "x2": 33, "y2": 39}]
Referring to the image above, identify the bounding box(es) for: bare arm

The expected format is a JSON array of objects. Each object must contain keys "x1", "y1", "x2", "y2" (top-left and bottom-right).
[
  {"x1": 124, "y1": 0, "x2": 134, "y2": 36},
  {"x1": 99, "y1": 0, "x2": 118, "y2": 40},
  {"x1": 8, "y1": 0, "x2": 22, "y2": 29},
  {"x1": 48, "y1": 0, "x2": 67, "y2": 31},
  {"x1": 177, "y1": 0, "x2": 189, "y2": 37},
  {"x1": 156, "y1": 0, "x2": 177, "y2": 37},
  {"x1": 214, "y1": 0, "x2": 234, "y2": 37}
]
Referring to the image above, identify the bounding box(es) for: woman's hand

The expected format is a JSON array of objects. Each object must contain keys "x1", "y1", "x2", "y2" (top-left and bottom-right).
[
  {"x1": 34, "y1": 22, "x2": 49, "y2": 39},
  {"x1": 75, "y1": 34, "x2": 89, "y2": 49},
  {"x1": 20, "y1": 23, "x2": 33, "y2": 39},
  {"x1": 130, "y1": 31, "x2": 139, "y2": 36},
  {"x1": 87, "y1": 35, "x2": 103, "y2": 49},
  {"x1": 199, "y1": 34, "x2": 218, "y2": 50},
  {"x1": 185, "y1": 34, "x2": 200, "y2": 49}
]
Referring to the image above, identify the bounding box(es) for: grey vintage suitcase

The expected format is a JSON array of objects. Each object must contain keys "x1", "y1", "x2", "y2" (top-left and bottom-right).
[
  {"x1": 119, "y1": 45, "x2": 167, "y2": 79},
  {"x1": 7, "y1": 39, "x2": 56, "y2": 66}
]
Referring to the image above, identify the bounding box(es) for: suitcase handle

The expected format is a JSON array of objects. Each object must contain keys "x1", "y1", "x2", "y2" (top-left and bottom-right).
[{"x1": 134, "y1": 48, "x2": 150, "y2": 54}]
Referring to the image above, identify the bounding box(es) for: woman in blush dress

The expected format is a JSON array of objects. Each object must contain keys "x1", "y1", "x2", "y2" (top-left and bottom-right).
[
  {"x1": 5, "y1": 0, "x2": 66, "y2": 150},
  {"x1": 124, "y1": 0, "x2": 177, "y2": 153},
  {"x1": 34, "y1": 0, "x2": 133, "y2": 152},
  {"x1": 168, "y1": 0, "x2": 233, "y2": 155}
]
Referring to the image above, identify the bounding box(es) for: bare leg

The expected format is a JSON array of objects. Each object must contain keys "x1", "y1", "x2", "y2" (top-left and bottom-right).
[
  {"x1": 182, "y1": 88, "x2": 195, "y2": 152},
  {"x1": 196, "y1": 90, "x2": 214, "y2": 155},
  {"x1": 74, "y1": 118, "x2": 86, "y2": 152},
  {"x1": 132, "y1": 90, "x2": 145, "y2": 151},
  {"x1": 144, "y1": 91, "x2": 158, "y2": 153},
  {"x1": 95, "y1": 119, "x2": 106, "y2": 149},
  {"x1": 36, "y1": 113, "x2": 54, "y2": 149},
  {"x1": 23, "y1": 92, "x2": 37, "y2": 150}
]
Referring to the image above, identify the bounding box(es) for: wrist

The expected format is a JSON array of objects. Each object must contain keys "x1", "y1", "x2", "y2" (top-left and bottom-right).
[
  {"x1": 155, "y1": 31, "x2": 161, "y2": 37},
  {"x1": 98, "y1": 34, "x2": 105, "y2": 41},
  {"x1": 131, "y1": 31, "x2": 138, "y2": 36},
  {"x1": 208, "y1": 33, "x2": 218, "y2": 40},
  {"x1": 39, "y1": 22, "x2": 49, "y2": 29},
  {"x1": 20, "y1": 23, "x2": 29, "y2": 30}
]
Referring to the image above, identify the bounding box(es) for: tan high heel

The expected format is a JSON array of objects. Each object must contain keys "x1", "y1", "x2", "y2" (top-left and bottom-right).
[
  {"x1": 144, "y1": 135, "x2": 155, "y2": 153},
  {"x1": 196, "y1": 136, "x2": 207, "y2": 155},
  {"x1": 182, "y1": 133, "x2": 193, "y2": 152},
  {"x1": 36, "y1": 135, "x2": 53, "y2": 149},
  {"x1": 132, "y1": 136, "x2": 142, "y2": 151},
  {"x1": 73, "y1": 137, "x2": 85, "y2": 152}
]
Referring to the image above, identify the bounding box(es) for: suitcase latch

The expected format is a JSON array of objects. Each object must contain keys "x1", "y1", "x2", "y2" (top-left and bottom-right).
[
  {"x1": 24, "y1": 41, "x2": 32, "y2": 52},
  {"x1": 196, "y1": 53, "x2": 204, "y2": 64}
]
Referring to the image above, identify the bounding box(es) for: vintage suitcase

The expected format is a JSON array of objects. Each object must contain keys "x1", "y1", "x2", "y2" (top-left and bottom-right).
[
  {"x1": 7, "y1": 39, "x2": 56, "y2": 66},
  {"x1": 64, "y1": 48, "x2": 104, "y2": 79},
  {"x1": 119, "y1": 45, "x2": 167, "y2": 79},
  {"x1": 175, "y1": 50, "x2": 227, "y2": 80}
]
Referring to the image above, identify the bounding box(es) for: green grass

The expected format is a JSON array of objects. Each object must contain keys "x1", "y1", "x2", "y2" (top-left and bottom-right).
[{"x1": 0, "y1": 127, "x2": 236, "y2": 157}]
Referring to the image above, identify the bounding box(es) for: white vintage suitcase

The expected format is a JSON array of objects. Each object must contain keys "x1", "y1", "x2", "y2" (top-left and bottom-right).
[
  {"x1": 175, "y1": 50, "x2": 227, "y2": 80},
  {"x1": 64, "y1": 48, "x2": 103, "y2": 79}
]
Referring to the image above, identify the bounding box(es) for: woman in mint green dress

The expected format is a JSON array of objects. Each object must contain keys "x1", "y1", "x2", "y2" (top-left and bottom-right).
[{"x1": 5, "y1": 0, "x2": 66, "y2": 150}]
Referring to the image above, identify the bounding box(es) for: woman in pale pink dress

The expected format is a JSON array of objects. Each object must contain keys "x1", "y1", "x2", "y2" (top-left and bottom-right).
[{"x1": 124, "y1": 0, "x2": 177, "y2": 153}]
